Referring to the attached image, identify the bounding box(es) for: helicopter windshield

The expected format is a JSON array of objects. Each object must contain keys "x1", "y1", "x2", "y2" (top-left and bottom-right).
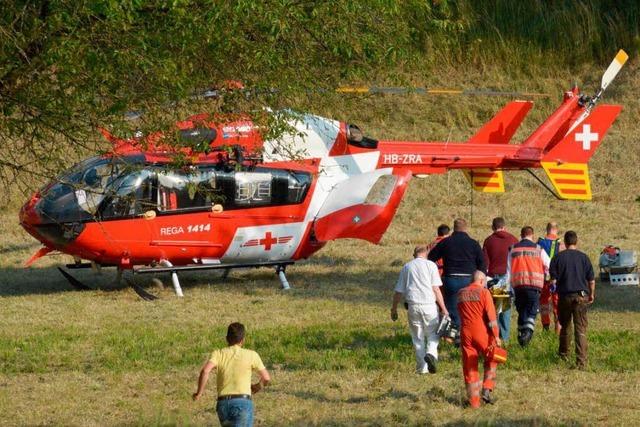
[
  {"x1": 36, "y1": 156, "x2": 135, "y2": 224},
  {"x1": 44, "y1": 157, "x2": 132, "y2": 213},
  {"x1": 100, "y1": 168, "x2": 155, "y2": 219}
]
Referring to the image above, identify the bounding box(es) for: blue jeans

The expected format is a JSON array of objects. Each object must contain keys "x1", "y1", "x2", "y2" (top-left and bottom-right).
[
  {"x1": 216, "y1": 398, "x2": 254, "y2": 427},
  {"x1": 499, "y1": 307, "x2": 512, "y2": 342},
  {"x1": 492, "y1": 274, "x2": 512, "y2": 342},
  {"x1": 443, "y1": 275, "x2": 473, "y2": 328}
]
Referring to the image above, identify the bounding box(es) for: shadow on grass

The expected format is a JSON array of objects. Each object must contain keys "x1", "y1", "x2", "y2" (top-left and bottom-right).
[
  {"x1": 0, "y1": 241, "x2": 40, "y2": 255},
  {"x1": 0, "y1": 265, "x2": 141, "y2": 297},
  {"x1": 591, "y1": 281, "x2": 640, "y2": 313},
  {"x1": 2, "y1": 263, "x2": 638, "y2": 316},
  {"x1": 287, "y1": 388, "x2": 422, "y2": 404},
  {"x1": 439, "y1": 418, "x2": 584, "y2": 427},
  {"x1": 0, "y1": 263, "x2": 282, "y2": 297},
  {"x1": 0, "y1": 261, "x2": 398, "y2": 307}
]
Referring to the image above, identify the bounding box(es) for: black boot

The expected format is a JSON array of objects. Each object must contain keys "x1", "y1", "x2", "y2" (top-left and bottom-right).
[
  {"x1": 518, "y1": 329, "x2": 533, "y2": 347},
  {"x1": 424, "y1": 353, "x2": 438, "y2": 374},
  {"x1": 481, "y1": 388, "x2": 497, "y2": 404}
]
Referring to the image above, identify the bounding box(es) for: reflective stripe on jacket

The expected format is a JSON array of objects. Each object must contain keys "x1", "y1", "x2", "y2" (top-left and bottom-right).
[
  {"x1": 537, "y1": 237, "x2": 560, "y2": 259},
  {"x1": 509, "y1": 243, "x2": 545, "y2": 289}
]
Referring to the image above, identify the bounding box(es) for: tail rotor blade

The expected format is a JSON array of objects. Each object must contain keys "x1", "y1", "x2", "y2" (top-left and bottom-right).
[{"x1": 601, "y1": 49, "x2": 628, "y2": 92}]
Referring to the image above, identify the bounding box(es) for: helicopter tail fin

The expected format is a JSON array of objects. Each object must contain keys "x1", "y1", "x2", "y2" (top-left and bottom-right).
[
  {"x1": 540, "y1": 104, "x2": 621, "y2": 200},
  {"x1": 468, "y1": 100, "x2": 532, "y2": 144},
  {"x1": 463, "y1": 169, "x2": 505, "y2": 193},
  {"x1": 463, "y1": 100, "x2": 530, "y2": 193}
]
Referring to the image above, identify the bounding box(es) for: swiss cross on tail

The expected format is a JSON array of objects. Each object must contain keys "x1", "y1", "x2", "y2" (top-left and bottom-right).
[
  {"x1": 575, "y1": 124, "x2": 598, "y2": 151},
  {"x1": 541, "y1": 104, "x2": 622, "y2": 200},
  {"x1": 549, "y1": 104, "x2": 621, "y2": 164}
]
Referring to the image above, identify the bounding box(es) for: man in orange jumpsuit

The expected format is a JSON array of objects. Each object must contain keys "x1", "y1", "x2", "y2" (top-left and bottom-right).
[{"x1": 457, "y1": 270, "x2": 502, "y2": 408}]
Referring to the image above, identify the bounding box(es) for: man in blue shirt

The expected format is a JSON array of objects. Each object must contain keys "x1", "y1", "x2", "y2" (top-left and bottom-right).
[{"x1": 428, "y1": 218, "x2": 486, "y2": 332}]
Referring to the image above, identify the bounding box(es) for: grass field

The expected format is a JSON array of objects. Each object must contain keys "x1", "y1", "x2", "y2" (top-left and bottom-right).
[{"x1": 2, "y1": 60, "x2": 640, "y2": 425}]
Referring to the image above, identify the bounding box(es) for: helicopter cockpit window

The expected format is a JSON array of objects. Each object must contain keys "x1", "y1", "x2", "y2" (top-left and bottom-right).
[
  {"x1": 257, "y1": 168, "x2": 311, "y2": 205},
  {"x1": 100, "y1": 169, "x2": 155, "y2": 219},
  {"x1": 48, "y1": 156, "x2": 128, "y2": 216},
  {"x1": 234, "y1": 172, "x2": 272, "y2": 206},
  {"x1": 346, "y1": 123, "x2": 379, "y2": 149},
  {"x1": 157, "y1": 168, "x2": 232, "y2": 212}
]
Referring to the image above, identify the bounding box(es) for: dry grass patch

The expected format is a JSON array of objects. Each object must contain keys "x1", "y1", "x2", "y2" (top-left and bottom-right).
[{"x1": 1, "y1": 64, "x2": 640, "y2": 425}]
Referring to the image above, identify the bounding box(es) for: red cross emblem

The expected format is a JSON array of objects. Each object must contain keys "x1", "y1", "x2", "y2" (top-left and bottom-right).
[
  {"x1": 241, "y1": 232, "x2": 294, "y2": 250},
  {"x1": 259, "y1": 232, "x2": 278, "y2": 250}
]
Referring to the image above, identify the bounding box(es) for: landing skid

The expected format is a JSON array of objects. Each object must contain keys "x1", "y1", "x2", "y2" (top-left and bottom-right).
[
  {"x1": 57, "y1": 260, "x2": 295, "y2": 300},
  {"x1": 129, "y1": 261, "x2": 295, "y2": 300},
  {"x1": 58, "y1": 266, "x2": 162, "y2": 300},
  {"x1": 126, "y1": 278, "x2": 159, "y2": 301},
  {"x1": 57, "y1": 267, "x2": 93, "y2": 291},
  {"x1": 57, "y1": 266, "x2": 125, "y2": 291}
]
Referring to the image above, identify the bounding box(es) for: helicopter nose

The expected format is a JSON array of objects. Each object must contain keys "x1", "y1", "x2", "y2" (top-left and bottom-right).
[
  {"x1": 19, "y1": 190, "x2": 86, "y2": 247},
  {"x1": 19, "y1": 192, "x2": 43, "y2": 229}
]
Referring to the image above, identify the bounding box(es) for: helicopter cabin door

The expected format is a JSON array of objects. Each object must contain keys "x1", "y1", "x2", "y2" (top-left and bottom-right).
[{"x1": 150, "y1": 167, "x2": 227, "y2": 262}]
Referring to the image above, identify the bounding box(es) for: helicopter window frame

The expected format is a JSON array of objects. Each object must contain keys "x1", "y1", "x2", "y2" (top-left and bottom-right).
[
  {"x1": 93, "y1": 163, "x2": 314, "y2": 219},
  {"x1": 42, "y1": 156, "x2": 131, "y2": 218},
  {"x1": 155, "y1": 166, "x2": 233, "y2": 215},
  {"x1": 98, "y1": 167, "x2": 156, "y2": 220},
  {"x1": 36, "y1": 155, "x2": 149, "y2": 224},
  {"x1": 346, "y1": 124, "x2": 379, "y2": 149},
  {"x1": 152, "y1": 166, "x2": 313, "y2": 215}
]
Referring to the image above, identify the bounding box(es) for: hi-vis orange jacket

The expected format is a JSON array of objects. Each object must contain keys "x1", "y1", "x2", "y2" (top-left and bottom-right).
[{"x1": 508, "y1": 240, "x2": 546, "y2": 290}]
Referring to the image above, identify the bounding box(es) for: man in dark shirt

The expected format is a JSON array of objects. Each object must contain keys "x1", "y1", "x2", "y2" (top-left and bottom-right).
[
  {"x1": 482, "y1": 217, "x2": 518, "y2": 342},
  {"x1": 429, "y1": 218, "x2": 486, "y2": 330},
  {"x1": 549, "y1": 230, "x2": 595, "y2": 369}
]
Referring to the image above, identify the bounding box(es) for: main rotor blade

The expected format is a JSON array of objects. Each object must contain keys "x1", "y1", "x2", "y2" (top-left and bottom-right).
[
  {"x1": 335, "y1": 86, "x2": 550, "y2": 98},
  {"x1": 601, "y1": 49, "x2": 628, "y2": 92},
  {"x1": 124, "y1": 84, "x2": 551, "y2": 118}
]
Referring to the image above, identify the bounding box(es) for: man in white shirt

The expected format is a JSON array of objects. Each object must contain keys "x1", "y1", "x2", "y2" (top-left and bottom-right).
[{"x1": 391, "y1": 245, "x2": 449, "y2": 374}]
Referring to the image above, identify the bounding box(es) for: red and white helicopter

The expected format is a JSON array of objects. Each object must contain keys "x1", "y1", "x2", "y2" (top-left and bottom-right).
[{"x1": 19, "y1": 50, "x2": 628, "y2": 298}]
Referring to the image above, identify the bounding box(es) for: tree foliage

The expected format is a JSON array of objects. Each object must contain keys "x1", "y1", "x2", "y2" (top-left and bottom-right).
[{"x1": 1, "y1": 0, "x2": 638, "y2": 197}]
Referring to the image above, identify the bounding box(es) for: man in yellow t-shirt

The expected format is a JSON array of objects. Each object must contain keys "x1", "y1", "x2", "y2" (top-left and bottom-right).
[{"x1": 193, "y1": 322, "x2": 271, "y2": 426}]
